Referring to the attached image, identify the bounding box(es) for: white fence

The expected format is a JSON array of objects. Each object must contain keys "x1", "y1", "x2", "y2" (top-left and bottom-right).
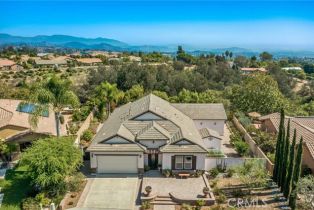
[{"x1": 205, "y1": 157, "x2": 266, "y2": 171}]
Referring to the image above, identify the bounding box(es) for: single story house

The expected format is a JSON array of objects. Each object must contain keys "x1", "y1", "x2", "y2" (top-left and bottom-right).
[
  {"x1": 0, "y1": 59, "x2": 23, "y2": 71},
  {"x1": 76, "y1": 58, "x2": 102, "y2": 66},
  {"x1": 260, "y1": 113, "x2": 314, "y2": 174},
  {"x1": 0, "y1": 99, "x2": 68, "y2": 150},
  {"x1": 87, "y1": 94, "x2": 227, "y2": 174},
  {"x1": 240, "y1": 67, "x2": 267, "y2": 74}
]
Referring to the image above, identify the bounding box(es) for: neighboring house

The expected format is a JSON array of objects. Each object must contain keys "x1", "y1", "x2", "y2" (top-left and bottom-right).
[
  {"x1": 87, "y1": 94, "x2": 227, "y2": 174},
  {"x1": 260, "y1": 113, "x2": 314, "y2": 173},
  {"x1": 0, "y1": 99, "x2": 68, "y2": 150},
  {"x1": 240, "y1": 67, "x2": 267, "y2": 74},
  {"x1": 0, "y1": 59, "x2": 23, "y2": 71},
  {"x1": 282, "y1": 67, "x2": 303, "y2": 71},
  {"x1": 35, "y1": 58, "x2": 68, "y2": 68},
  {"x1": 76, "y1": 58, "x2": 102, "y2": 66}
]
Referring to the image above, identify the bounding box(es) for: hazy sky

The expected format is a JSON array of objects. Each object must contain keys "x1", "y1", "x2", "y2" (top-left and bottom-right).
[{"x1": 1, "y1": 0, "x2": 314, "y2": 50}]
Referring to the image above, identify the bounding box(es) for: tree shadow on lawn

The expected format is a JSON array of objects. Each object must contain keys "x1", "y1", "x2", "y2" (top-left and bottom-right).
[{"x1": 0, "y1": 167, "x2": 32, "y2": 208}]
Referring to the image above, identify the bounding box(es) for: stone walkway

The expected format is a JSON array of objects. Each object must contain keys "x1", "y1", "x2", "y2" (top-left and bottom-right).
[{"x1": 221, "y1": 124, "x2": 240, "y2": 157}]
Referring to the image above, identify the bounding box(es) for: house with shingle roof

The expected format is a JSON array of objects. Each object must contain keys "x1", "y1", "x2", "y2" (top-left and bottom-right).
[
  {"x1": 260, "y1": 113, "x2": 314, "y2": 174},
  {"x1": 87, "y1": 94, "x2": 227, "y2": 174}
]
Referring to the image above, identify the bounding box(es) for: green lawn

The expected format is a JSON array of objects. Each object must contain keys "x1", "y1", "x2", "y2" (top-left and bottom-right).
[{"x1": 0, "y1": 166, "x2": 32, "y2": 210}]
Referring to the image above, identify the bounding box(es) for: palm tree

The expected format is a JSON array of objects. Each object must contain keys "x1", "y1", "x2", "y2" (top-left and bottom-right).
[
  {"x1": 94, "y1": 82, "x2": 121, "y2": 118},
  {"x1": 26, "y1": 76, "x2": 80, "y2": 136}
]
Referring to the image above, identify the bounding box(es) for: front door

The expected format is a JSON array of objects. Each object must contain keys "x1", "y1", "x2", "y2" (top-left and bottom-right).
[{"x1": 148, "y1": 153, "x2": 158, "y2": 169}]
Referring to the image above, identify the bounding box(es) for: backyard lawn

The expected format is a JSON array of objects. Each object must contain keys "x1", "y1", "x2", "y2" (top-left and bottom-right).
[{"x1": 0, "y1": 165, "x2": 31, "y2": 210}]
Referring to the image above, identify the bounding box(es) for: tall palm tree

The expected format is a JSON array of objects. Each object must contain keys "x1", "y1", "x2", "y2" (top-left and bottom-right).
[{"x1": 26, "y1": 76, "x2": 80, "y2": 136}]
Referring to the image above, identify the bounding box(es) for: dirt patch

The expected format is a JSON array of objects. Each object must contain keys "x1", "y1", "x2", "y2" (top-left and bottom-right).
[{"x1": 62, "y1": 180, "x2": 87, "y2": 209}]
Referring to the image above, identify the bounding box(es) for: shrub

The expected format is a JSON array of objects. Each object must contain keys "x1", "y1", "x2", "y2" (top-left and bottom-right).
[
  {"x1": 82, "y1": 129, "x2": 93, "y2": 141},
  {"x1": 181, "y1": 203, "x2": 193, "y2": 210},
  {"x1": 210, "y1": 179, "x2": 218, "y2": 188},
  {"x1": 234, "y1": 140, "x2": 249, "y2": 156},
  {"x1": 195, "y1": 199, "x2": 206, "y2": 207},
  {"x1": 216, "y1": 193, "x2": 227, "y2": 204},
  {"x1": 67, "y1": 172, "x2": 85, "y2": 192},
  {"x1": 207, "y1": 150, "x2": 225, "y2": 157},
  {"x1": 35, "y1": 192, "x2": 51, "y2": 207},
  {"x1": 141, "y1": 201, "x2": 151, "y2": 210},
  {"x1": 163, "y1": 169, "x2": 171, "y2": 177},
  {"x1": 22, "y1": 197, "x2": 40, "y2": 210},
  {"x1": 209, "y1": 168, "x2": 219, "y2": 178},
  {"x1": 226, "y1": 168, "x2": 235, "y2": 178}
]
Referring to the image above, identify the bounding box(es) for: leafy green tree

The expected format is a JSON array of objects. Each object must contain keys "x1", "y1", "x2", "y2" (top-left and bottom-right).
[
  {"x1": 284, "y1": 129, "x2": 297, "y2": 198},
  {"x1": 259, "y1": 51, "x2": 273, "y2": 61},
  {"x1": 27, "y1": 76, "x2": 80, "y2": 136},
  {"x1": 124, "y1": 84, "x2": 144, "y2": 102},
  {"x1": 229, "y1": 74, "x2": 287, "y2": 114},
  {"x1": 20, "y1": 137, "x2": 82, "y2": 196},
  {"x1": 289, "y1": 137, "x2": 303, "y2": 209},
  {"x1": 152, "y1": 90, "x2": 169, "y2": 101}
]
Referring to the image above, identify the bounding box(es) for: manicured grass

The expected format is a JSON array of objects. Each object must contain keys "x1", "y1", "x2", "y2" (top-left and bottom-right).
[{"x1": 0, "y1": 166, "x2": 32, "y2": 210}]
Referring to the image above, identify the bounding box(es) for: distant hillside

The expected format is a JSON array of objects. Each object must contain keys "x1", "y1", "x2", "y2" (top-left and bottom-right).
[
  {"x1": 0, "y1": 33, "x2": 128, "y2": 49},
  {"x1": 1, "y1": 33, "x2": 314, "y2": 58}
]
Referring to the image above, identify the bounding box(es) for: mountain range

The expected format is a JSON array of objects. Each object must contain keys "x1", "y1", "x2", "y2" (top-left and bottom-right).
[{"x1": 1, "y1": 33, "x2": 314, "y2": 58}]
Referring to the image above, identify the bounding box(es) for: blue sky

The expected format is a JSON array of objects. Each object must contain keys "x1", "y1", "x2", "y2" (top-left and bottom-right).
[{"x1": 1, "y1": 0, "x2": 314, "y2": 50}]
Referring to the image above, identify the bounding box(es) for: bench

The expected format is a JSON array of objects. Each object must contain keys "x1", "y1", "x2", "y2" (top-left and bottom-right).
[{"x1": 178, "y1": 173, "x2": 190, "y2": 179}]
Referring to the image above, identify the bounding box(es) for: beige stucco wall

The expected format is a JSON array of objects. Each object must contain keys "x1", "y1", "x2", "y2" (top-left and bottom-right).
[
  {"x1": 193, "y1": 119, "x2": 225, "y2": 136},
  {"x1": 303, "y1": 145, "x2": 314, "y2": 173}
]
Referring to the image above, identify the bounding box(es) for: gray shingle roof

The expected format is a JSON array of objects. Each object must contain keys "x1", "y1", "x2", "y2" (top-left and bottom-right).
[
  {"x1": 89, "y1": 94, "x2": 228, "y2": 153},
  {"x1": 172, "y1": 103, "x2": 227, "y2": 120},
  {"x1": 199, "y1": 128, "x2": 221, "y2": 139},
  {"x1": 88, "y1": 144, "x2": 146, "y2": 152},
  {"x1": 160, "y1": 145, "x2": 207, "y2": 153}
]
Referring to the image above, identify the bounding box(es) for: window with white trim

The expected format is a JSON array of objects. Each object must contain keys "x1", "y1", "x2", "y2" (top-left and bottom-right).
[
  {"x1": 175, "y1": 155, "x2": 193, "y2": 170},
  {"x1": 184, "y1": 156, "x2": 192, "y2": 169},
  {"x1": 175, "y1": 156, "x2": 183, "y2": 169}
]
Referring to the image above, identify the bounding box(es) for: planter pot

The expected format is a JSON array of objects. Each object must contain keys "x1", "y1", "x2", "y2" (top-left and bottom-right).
[
  {"x1": 203, "y1": 187, "x2": 210, "y2": 198},
  {"x1": 145, "y1": 186, "x2": 152, "y2": 196}
]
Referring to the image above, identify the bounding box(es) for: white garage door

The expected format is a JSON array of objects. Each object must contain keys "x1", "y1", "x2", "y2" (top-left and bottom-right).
[{"x1": 97, "y1": 155, "x2": 138, "y2": 174}]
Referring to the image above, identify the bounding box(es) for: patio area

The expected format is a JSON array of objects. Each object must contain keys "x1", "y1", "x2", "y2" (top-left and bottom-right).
[{"x1": 142, "y1": 171, "x2": 211, "y2": 199}]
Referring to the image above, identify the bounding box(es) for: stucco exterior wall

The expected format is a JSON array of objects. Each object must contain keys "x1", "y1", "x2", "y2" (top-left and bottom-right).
[
  {"x1": 90, "y1": 151, "x2": 144, "y2": 170},
  {"x1": 203, "y1": 137, "x2": 221, "y2": 151},
  {"x1": 193, "y1": 119, "x2": 225, "y2": 135},
  {"x1": 303, "y1": 145, "x2": 314, "y2": 174},
  {"x1": 162, "y1": 153, "x2": 206, "y2": 170}
]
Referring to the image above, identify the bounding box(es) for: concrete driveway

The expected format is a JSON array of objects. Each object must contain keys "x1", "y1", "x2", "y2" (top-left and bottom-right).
[{"x1": 76, "y1": 175, "x2": 139, "y2": 210}]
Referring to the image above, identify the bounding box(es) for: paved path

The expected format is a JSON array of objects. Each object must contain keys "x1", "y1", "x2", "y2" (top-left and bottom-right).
[
  {"x1": 154, "y1": 205, "x2": 175, "y2": 210},
  {"x1": 221, "y1": 124, "x2": 240, "y2": 157},
  {"x1": 76, "y1": 175, "x2": 138, "y2": 210}
]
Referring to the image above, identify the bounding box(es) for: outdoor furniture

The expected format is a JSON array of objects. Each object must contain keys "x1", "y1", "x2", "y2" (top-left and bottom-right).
[{"x1": 178, "y1": 173, "x2": 190, "y2": 179}]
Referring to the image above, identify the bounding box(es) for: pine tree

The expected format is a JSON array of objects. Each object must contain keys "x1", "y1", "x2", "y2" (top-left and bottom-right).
[
  {"x1": 289, "y1": 137, "x2": 303, "y2": 209},
  {"x1": 273, "y1": 109, "x2": 285, "y2": 182},
  {"x1": 284, "y1": 129, "x2": 296, "y2": 198},
  {"x1": 281, "y1": 119, "x2": 290, "y2": 192}
]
